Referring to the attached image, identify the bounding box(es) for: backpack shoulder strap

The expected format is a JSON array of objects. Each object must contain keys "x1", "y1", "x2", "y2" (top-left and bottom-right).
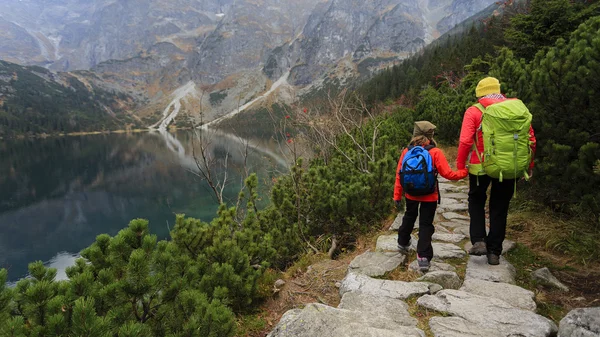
[{"x1": 473, "y1": 102, "x2": 485, "y2": 113}]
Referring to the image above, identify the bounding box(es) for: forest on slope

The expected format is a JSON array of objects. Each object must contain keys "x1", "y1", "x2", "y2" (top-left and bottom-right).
[{"x1": 0, "y1": 0, "x2": 598, "y2": 335}]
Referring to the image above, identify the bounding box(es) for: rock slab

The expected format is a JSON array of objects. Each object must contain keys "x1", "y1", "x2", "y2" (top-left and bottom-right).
[
  {"x1": 348, "y1": 251, "x2": 405, "y2": 277},
  {"x1": 432, "y1": 233, "x2": 466, "y2": 243},
  {"x1": 464, "y1": 239, "x2": 516, "y2": 255},
  {"x1": 465, "y1": 255, "x2": 516, "y2": 284},
  {"x1": 340, "y1": 272, "x2": 435, "y2": 300},
  {"x1": 417, "y1": 271, "x2": 462, "y2": 290},
  {"x1": 443, "y1": 212, "x2": 470, "y2": 221},
  {"x1": 338, "y1": 292, "x2": 417, "y2": 327},
  {"x1": 409, "y1": 259, "x2": 456, "y2": 273},
  {"x1": 266, "y1": 302, "x2": 426, "y2": 337},
  {"x1": 432, "y1": 242, "x2": 466, "y2": 259},
  {"x1": 460, "y1": 278, "x2": 536, "y2": 311},
  {"x1": 558, "y1": 307, "x2": 600, "y2": 337},
  {"x1": 376, "y1": 234, "x2": 417, "y2": 252},
  {"x1": 418, "y1": 290, "x2": 558, "y2": 337}
]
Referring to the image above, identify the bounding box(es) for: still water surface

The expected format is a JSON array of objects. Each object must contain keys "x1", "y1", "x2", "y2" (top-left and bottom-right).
[{"x1": 0, "y1": 130, "x2": 287, "y2": 281}]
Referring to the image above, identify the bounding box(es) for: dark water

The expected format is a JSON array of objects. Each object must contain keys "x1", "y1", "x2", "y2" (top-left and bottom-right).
[{"x1": 0, "y1": 129, "x2": 287, "y2": 281}]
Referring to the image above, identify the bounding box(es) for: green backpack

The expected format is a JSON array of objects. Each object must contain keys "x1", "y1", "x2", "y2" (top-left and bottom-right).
[{"x1": 474, "y1": 99, "x2": 533, "y2": 181}]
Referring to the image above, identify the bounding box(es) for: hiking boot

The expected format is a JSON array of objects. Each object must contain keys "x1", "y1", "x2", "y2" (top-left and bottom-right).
[
  {"x1": 397, "y1": 238, "x2": 411, "y2": 254},
  {"x1": 487, "y1": 253, "x2": 500, "y2": 265},
  {"x1": 468, "y1": 241, "x2": 487, "y2": 256},
  {"x1": 417, "y1": 255, "x2": 430, "y2": 272}
]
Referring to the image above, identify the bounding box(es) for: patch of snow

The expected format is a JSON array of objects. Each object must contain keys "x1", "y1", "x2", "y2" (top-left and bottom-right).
[{"x1": 216, "y1": 13, "x2": 225, "y2": 18}]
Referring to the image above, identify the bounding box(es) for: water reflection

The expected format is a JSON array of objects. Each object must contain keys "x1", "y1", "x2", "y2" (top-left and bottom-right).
[{"x1": 0, "y1": 130, "x2": 287, "y2": 281}]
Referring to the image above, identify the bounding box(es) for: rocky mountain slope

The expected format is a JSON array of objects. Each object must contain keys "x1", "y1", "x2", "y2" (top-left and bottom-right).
[{"x1": 0, "y1": 0, "x2": 498, "y2": 132}]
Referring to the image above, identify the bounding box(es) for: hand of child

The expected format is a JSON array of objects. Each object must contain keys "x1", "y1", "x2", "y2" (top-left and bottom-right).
[
  {"x1": 394, "y1": 200, "x2": 402, "y2": 211},
  {"x1": 459, "y1": 168, "x2": 468, "y2": 179}
]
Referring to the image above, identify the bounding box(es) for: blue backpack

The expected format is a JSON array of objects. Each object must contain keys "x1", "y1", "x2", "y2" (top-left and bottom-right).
[{"x1": 399, "y1": 145, "x2": 438, "y2": 196}]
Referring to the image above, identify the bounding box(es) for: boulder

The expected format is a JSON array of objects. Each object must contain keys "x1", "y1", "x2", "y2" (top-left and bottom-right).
[
  {"x1": 460, "y1": 279, "x2": 536, "y2": 311},
  {"x1": 348, "y1": 251, "x2": 405, "y2": 277},
  {"x1": 558, "y1": 307, "x2": 600, "y2": 337},
  {"x1": 417, "y1": 271, "x2": 462, "y2": 289},
  {"x1": 418, "y1": 290, "x2": 558, "y2": 337},
  {"x1": 340, "y1": 272, "x2": 436, "y2": 300},
  {"x1": 465, "y1": 255, "x2": 516, "y2": 284},
  {"x1": 532, "y1": 267, "x2": 570, "y2": 292}
]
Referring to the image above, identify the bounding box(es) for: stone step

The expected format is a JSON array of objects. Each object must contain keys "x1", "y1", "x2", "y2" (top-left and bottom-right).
[
  {"x1": 348, "y1": 251, "x2": 405, "y2": 277},
  {"x1": 266, "y1": 302, "x2": 425, "y2": 337},
  {"x1": 417, "y1": 271, "x2": 462, "y2": 290},
  {"x1": 443, "y1": 212, "x2": 470, "y2": 221},
  {"x1": 340, "y1": 272, "x2": 440, "y2": 300},
  {"x1": 418, "y1": 290, "x2": 558, "y2": 337},
  {"x1": 432, "y1": 233, "x2": 466, "y2": 243},
  {"x1": 465, "y1": 255, "x2": 516, "y2": 284},
  {"x1": 464, "y1": 240, "x2": 516, "y2": 255},
  {"x1": 409, "y1": 259, "x2": 457, "y2": 273},
  {"x1": 432, "y1": 242, "x2": 466, "y2": 259},
  {"x1": 460, "y1": 279, "x2": 536, "y2": 311}
]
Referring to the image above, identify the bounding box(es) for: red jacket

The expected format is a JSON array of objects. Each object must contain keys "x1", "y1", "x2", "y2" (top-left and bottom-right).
[
  {"x1": 394, "y1": 147, "x2": 468, "y2": 202},
  {"x1": 456, "y1": 97, "x2": 537, "y2": 171}
]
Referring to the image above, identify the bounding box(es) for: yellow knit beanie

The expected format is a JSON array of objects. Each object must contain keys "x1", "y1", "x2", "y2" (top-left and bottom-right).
[{"x1": 476, "y1": 77, "x2": 501, "y2": 97}]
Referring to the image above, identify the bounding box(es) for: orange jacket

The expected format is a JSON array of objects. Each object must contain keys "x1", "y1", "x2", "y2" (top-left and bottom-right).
[
  {"x1": 394, "y1": 147, "x2": 468, "y2": 202},
  {"x1": 456, "y1": 97, "x2": 537, "y2": 171}
]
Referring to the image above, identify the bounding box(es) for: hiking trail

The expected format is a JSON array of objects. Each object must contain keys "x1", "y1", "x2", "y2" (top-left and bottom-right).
[{"x1": 267, "y1": 178, "x2": 600, "y2": 337}]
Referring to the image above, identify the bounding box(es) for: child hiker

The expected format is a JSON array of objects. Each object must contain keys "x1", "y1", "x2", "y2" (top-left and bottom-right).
[{"x1": 393, "y1": 121, "x2": 468, "y2": 272}]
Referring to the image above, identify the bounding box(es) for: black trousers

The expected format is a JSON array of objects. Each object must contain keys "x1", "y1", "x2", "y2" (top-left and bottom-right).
[
  {"x1": 468, "y1": 174, "x2": 514, "y2": 255},
  {"x1": 397, "y1": 198, "x2": 437, "y2": 261}
]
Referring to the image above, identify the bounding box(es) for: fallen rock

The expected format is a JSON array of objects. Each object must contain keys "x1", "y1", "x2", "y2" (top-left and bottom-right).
[
  {"x1": 267, "y1": 303, "x2": 426, "y2": 337},
  {"x1": 340, "y1": 272, "x2": 435, "y2": 300},
  {"x1": 460, "y1": 279, "x2": 536, "y2": 311},
  {"x1": 409, "y1": 259, "x2": 456, "y2": 273},
  {"x1": 348, "y1": 251, "x2": 405, "y2": 277},
  {"x1": 465, "y1": 255, "x2": 516, "y2": 284},
  {"x1": 338, "y1": 292, "x2": 417, "y2": 327},
  {"x1": 274, "y1": 279, "x2": 286, "y2": 289},
  {"x1": 417, "y1": 271, "x2": 462, "y2": 290},
  {"x1": 443, "y1": 212, "x2": 470, "y2": 221},
  {"x1": 432, "y1": 233, "x2": 466, "y2": 243},
  {"x1": 464, "y1": 239, "x2": 516, "y2": 255},
  {"x1": 418, "y1": 290, "x2": 557, "y2": 337},
  {"x1": 532, "y1": 267, "x2": 570, "y2": 291},
  {"x1": 432, "y1": 242, "x2": 466, "y2": 259},
  {"x1": 558, "y1": 307, "x2": 600, "y2": 337}
]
